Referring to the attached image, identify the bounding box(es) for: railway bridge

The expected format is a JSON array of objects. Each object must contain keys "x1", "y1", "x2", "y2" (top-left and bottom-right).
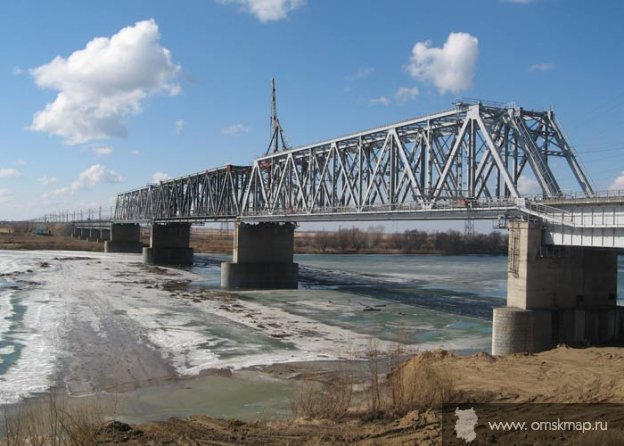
[{"x1": 64, "y1": 100, "x2": 624, "y2": 355}]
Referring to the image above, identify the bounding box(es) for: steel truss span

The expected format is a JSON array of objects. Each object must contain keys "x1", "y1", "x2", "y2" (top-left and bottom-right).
[
  {"x1": 113, "y1": 101, "x2": 594, "y2": 223},
  {"x1": 114, "y1": 165, "x2": 250, "y2": 221}
]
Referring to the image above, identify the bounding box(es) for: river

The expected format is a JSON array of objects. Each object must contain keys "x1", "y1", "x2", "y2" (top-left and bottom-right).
[{"x1": 0, "y1": 250, "x2": 621, "y2": 421}]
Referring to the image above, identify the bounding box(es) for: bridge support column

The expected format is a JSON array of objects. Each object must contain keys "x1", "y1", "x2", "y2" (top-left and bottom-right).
[
  {"x1": 88, "y1": 229, "x2": 101, "y2": 242},
  {"x1": 143, "y1": 223, "x2": 193, "y2": 266},
  {"x1": 493, "y1": 221, "x2": 623, "y2": 355},
  {"x1": 221, "y1": 222, "x2": 298, "y2": 289},
  {"x1": 101, "y1": 228, "x2": 110, "y2": 242},
  {"x1": 104, "y1": 223, "x2": 143, "y2": 253}
]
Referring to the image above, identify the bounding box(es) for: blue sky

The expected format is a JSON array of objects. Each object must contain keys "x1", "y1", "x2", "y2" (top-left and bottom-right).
[{"x1": 1, "y1": 0, "x2": 623, "y2": 220}]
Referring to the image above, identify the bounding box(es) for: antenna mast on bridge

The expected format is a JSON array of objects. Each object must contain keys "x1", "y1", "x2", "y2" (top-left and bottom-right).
[{"x1": 266, "y1": 78, "x2": 290, "y2": 155}]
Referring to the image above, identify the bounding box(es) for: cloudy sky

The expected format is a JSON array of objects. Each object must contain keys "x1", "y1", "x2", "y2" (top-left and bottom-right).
[{"x1": 1, "y1": 0, "x2": 623, "y2": 220}]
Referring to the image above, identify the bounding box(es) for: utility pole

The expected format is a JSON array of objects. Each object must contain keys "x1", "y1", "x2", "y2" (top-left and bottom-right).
[
  {"x1": 266, "y1": 78, "x2": 290, "y2": 155},
  {"x1": 464, "y1": 219, "x2": 475, "y2": 238}
]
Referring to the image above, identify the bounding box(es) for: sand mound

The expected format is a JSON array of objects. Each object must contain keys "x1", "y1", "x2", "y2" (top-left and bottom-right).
[{"x1": 400, "y1": 345, "x2": 624, "y2": 404}]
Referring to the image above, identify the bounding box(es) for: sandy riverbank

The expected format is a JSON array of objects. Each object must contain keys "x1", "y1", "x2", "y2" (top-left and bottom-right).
[{"x1": 87, "y1": 346, "x2": 624, "y2": 445}]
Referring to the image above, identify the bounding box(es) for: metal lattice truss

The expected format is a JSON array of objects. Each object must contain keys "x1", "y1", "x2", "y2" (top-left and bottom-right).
[
  {"x1": 113, "y1": 101, "x2": 594, "y2": 222},
  {"x1": 114, "y1": 165, "x2": 250, "y2": 221},
  {"x1": 241, "y1": 102, "x2": 593, "y2": 219}
]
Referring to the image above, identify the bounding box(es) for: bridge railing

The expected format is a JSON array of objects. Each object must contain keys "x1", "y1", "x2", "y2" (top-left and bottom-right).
[
  {"x1": 241, "y1": 196, "x2": 519, "y2": 220},
  {"x1": 533, "y1": 189, "x2": 624, "y2": 202},
  {"x1": 34, "y1": 208, "x2": 114, "y2": 224},
  {"x1": 517, "y1": 199, "x2": 576, "y2": 227}
]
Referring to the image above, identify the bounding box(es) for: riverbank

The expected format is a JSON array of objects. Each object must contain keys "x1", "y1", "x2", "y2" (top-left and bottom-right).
[
  {"x1": 0, "y1": 231, "x2": 102, "y2": 251},
  {"x1": 9, "y1": 345, "x2": 623, "y2": 445},
  {"x1": 0, "y1": 225, "x2": 508, "y2": 255},
  {"x1": 97, "y1": 346, "x2": 624, "y2": 445}
]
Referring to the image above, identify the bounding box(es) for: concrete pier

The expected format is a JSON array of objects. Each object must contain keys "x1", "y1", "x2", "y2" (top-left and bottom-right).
[
  {"x1": 88, "y1": 228, "x2": 101, "y2": 242},
  {"x1": 71, "y1": 226, "x2": 81, "y2": 239},
  {"x1": 101, "y1": 228, "x2": 110, "y2": 241},
  {"x1": 221, "y1": 222, "x2": 298, "y2": 289},
  {"x1": 104, "y1": 223, "x2": 143, "y2": 253},
  {"x1": 143, "y1": 223, "x2": 193, "y2": 266},
  {"x1": 493, "y1": 221, "x2": 624, "y2": 355}
]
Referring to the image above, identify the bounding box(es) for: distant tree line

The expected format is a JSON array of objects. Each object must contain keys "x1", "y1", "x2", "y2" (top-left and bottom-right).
[{"x1": 295, "y1": 226, "x2": 507, "y2": 255}]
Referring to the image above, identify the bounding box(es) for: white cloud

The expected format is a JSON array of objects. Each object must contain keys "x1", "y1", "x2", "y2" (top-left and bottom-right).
[
  {"x1": 369, "y1": 87, "x2": 418, "y2": 106},
  {"x1": 12, "y1": 66, "x2": 24, "y2": 76},
  {"x1": 609, "y1": 172, "x2": 624, "y2": 191},
  {"x1": 43, "y1": 164, "x2": 123, "y2": 198},
  {"x1": 368, "y1": 96, "x2": 391, "y2": 106},
  {"x1": 29, "y1": 19, "x2": 181, "y2": 145},
  {"x1": 517, "y1": 175, "x2": 541, "y2": 195},
  {"x1": 345, "y1": 67, "x2": 375, "y2": 81},
  {"x1": 175, "y1": 119, "x2": 185, "y2": 135},
  {"x1": 15, "y1": 159, "x2": 27, "y2": 166},
  {"x1": 394, "y1": 86, "x2": 419, "y2": 104},
  {"x1": 529, "y1": 63, "x2": 555, "y2": 72},
  {"x1": 76, "y1": 164, "x2": 122, "y2": 186},
  {"x1": 38, "y1": 176, "x2": 59, "y2": 185},
  {"x1": 0, "y1": 168, "x2": 21, "y2": 178},
  {"x1": 0, "y1": 189, "x2": 10, "y2": 203},
  {"x1": 218, "y1": 0, "x2": 305, "y2": 22},
  {"x1": 131, "y1": 149, "x2": 140, "y2": 156},
  {"x1": 222, "y1": 123, "x2": 250, "y2": 136},
  {"x1": 152, "y1": 171, "x2": 172, "y2": 183},
  {"x1": 407, "y1": 32, "x2": 479, "y2": 93},
  {"x1": 92, "y1": 146, "x2": 113, "y2": 156}
]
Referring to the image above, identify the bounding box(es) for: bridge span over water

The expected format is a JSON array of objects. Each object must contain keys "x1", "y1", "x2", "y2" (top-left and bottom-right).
[
  {"x1": 58, "y1": 100, "x2": 624, "y2": 356},
  {"x1": 114, "y1": 100, "x2": 593, "y2": 222}
]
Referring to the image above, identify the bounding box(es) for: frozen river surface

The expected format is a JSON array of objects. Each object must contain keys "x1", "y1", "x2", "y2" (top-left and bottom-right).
[{"x1": 0, "y1": 250, "x2": 508, "y2": 406}]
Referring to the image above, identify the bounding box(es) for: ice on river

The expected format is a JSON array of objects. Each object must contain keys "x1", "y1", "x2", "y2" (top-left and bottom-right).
[{"x1": 0, "y1": 250, "x2": 499, "y2": 405}]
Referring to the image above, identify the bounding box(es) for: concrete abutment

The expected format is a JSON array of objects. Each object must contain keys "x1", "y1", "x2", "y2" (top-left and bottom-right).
[
  {"x1": 493, "y1": 221, "x2": 624, "y2": 355},
  {"x1": 221, "y1": 222, "x2": 298, "y2": 289},
  {"x1": 143, "y1": 223, "x2": 193, "y2": 266}
]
